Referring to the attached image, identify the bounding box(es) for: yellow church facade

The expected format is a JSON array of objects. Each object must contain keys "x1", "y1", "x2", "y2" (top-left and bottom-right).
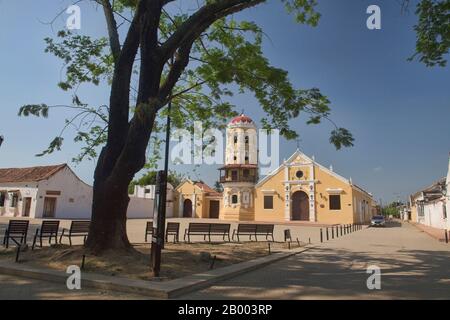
[
  {"x1": 174, "y1": 114, "x2": 375, "y2": 224},
  {"x1": 251, "y1": 150, "x2": 374, "y2": 224}
]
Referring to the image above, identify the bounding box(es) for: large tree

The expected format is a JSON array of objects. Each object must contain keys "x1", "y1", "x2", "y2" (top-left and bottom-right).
[{"x1": 19, "y1": 0, "x2": 360, "y2": 253}]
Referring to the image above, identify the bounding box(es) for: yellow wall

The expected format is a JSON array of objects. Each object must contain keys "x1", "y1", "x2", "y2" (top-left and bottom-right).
[
  {"x1": 173, "y1": 181, "x2": 203, "y2": 218},
  {"x1": 174, "y1": 181, "x2": 222, "y2": 219},
  {"x1": 313, "y1": 166, "x2": 356, "y2": 224},
  {"x1": 254, "y1": 169, "x2": 286, "y2": 222}
]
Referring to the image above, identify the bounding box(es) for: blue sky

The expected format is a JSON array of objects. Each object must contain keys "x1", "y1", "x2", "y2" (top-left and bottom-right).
[{"x1": 0, "y1": 0, "x2": 449, "y2": 203}]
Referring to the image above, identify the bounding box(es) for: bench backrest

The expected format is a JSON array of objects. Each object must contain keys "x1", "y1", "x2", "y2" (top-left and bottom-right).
[
  {"x1": 41, "y1": 220, "x2": 60, "y2": 234},
  {"x1": 166, "y1": 222, "x2": 179, "y2": 233},
  {"x1": 69, "y1": 221, "x2": 90, "y2": 234},
  {"x1": 256, "y1": 224, "x2": 274, "y2": 234},
  {"x1": 237, "y1": 224, "x2": 257, "y2": 233},
  {"x1": 146, "y1": 221, "x2": 153, "y2": 232},
  {"x1": 210, "y1": 223, "x2": 230, "y2": 233},
  {"x1": 188, "y1": 223, "x2": 210, "y2": 233},
  {"x1": 8, "y1": 220, "x2": 29, "y2": 234}
]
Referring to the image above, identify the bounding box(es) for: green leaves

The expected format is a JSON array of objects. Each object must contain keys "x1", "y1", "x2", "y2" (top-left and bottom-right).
[
  {"x1": 329, "y1": 128, "x2": 354, "y2": 150},
  {"x1": 36, "y1": 137, "x2": 64, "y2": 157},
  {"x1": 282, "y1": 0, "x2": 321, "y2": 26},
  {"x1": 44, "y1": 30, "x2": 110, "y2": 91},
  {"x1": 18, "y1": 104, "x2": 49, "y2": 118},
  {"x1": 409, "y1": 0, "x2": 450, "y2": 67}
]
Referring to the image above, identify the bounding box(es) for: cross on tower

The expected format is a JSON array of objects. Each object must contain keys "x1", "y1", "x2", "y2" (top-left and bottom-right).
[{"x1": 296, "y1": 138, "x2": 301, "y2": 150}]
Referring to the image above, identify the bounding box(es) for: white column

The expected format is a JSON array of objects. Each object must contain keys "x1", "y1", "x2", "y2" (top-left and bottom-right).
[
  {"x1": 192, "y1": 193, "x2": 197, "y2": 218},
  {"x1": 178, "y1": 194, "x2": 183, "y2": 218},
  {"x1": 237, "y1": 129, "x2": 245, "y2": 163},
  {"x1": 248, "y1": 129, "x2": 258, "y2": 164},
  {"x1": 284, "y1": 164, "x2": 290, "y2": 221},
  {"x1": 309, "y1": 163, "x2": 316, "y2": 222}
]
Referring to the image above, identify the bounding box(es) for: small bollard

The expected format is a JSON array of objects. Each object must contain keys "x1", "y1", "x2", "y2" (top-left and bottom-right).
[
  {"x1": 308, "y1": 237, "x2": 311, "y2": 244},
  {"x1": 445, "y1": 230, "x2": 449, "y2": 244},
  {"x1": 15, "y1": 245, "x2": 21, "y2": 263},
  {"x1": 284, "y1": 229, "x2": 292, "y2": 242},
  {"x1": 209, "y1": 255, "x2": 217, "y2": 269},
  {"x1": 326, "y1": 227, "x2": 329, "y2": 241},
  {"x1": 336, "y1": 226, "x2": 339, "y2": 238},
  {"x1": 268, "y1": 242, "x2": 271, "y2": 254},
  {"x1": 332, "y1": 227, "x2": 334, "y2": 239},
  {"x1": 340, "y1": 225, "x2": 343, "y2": 236},
  {"x1": 81, "y1": 254, "x2": 86, "y2": 269},
  {"x1": 288, "y1": 241, "x2": 291, "y2": 250},
  {"x1": 320, "y1": 228, "x2": 323, "y2": 243},
  {"x1": 298, "y1": 238, "x2": 301, "y2": 246}
]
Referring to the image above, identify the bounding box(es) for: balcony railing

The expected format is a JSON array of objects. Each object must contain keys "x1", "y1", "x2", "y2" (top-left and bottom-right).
[{"x1": 220, "y1": 176, "x2": 257, "y2": 183}]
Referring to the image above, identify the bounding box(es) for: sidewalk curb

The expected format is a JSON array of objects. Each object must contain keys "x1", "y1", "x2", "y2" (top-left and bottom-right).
[
  {"x1": 408, "y1": 222, "x2": 448, "y2": 242},
  {"x1": 0, "y1": 245, "x2": 312, "y2": 299}
]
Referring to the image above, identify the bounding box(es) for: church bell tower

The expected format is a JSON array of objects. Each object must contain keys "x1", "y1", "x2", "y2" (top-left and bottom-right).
[{"x1": 219, "y1": 114, "x2": 258, "y2": 221}]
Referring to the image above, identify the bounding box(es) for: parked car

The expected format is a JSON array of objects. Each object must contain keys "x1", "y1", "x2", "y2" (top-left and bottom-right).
[{"x1": 370, "y1": 215, "x2": 386, "y2": 227}]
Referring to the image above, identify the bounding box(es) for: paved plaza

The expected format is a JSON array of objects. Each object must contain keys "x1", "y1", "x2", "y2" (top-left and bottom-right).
[{"x1": 0, "y1": 219, "x2": 449, "y2": 299}]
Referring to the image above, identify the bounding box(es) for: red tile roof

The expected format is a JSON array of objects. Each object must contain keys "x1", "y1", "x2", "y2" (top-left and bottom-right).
[
  {"x1": 194, "y1": 181, "x2": 216, "y2": 193},
  {"x1": 0, "y1": 164, "x2": 67, "y2": 183},
  {"x1": 230, "y1": 114, "x2": 253, "y2": 125}
]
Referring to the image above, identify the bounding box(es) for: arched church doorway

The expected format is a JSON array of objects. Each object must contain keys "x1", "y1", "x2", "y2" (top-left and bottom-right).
[
  {"x1": 292, "y1": 191, "x2": 309, "y2": 221},
  {"x1": 183, "y1": 199, "x2": 193, "y2": 218}
]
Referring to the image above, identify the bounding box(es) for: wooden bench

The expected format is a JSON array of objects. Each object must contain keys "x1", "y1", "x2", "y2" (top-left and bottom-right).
[
  {"x1": 146, "y1": 222, "x2": 181, "y2": 243},
  {"x1": 256, "y1": 224, "x2": 275, "y2": 242},
  {"x1": 184, "y1": 223, "x2": 211, "y2": 243},
  {"x1": 59, "y1": 221, "x2": 90, "y2": 246},
  {"x1": 32, "y1": 220, "x2": 60, "y2": 250},
  {"x1": 232, "y1": 224, "x2": 256, "y2": 242},
  {"x1": 165, "y1": 222, "x2": 180, "y2": 243},
  {"x1": 232, "y1": 223, "x2": 275, "y2": 242},
  {"x1": 210, "y1": 223, "x2": 231, "y2": 242},
  {"x1": 184, "y1": 223, "x2": 231, "y2": 243},
  {"x1": 2, "y1": 220, "x2": 29, "y2": 248}
]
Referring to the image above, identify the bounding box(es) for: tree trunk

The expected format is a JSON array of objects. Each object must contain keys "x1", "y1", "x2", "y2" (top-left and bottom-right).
[{"x1": 85, "y1": 168, "x2": 133, "y2": 253}]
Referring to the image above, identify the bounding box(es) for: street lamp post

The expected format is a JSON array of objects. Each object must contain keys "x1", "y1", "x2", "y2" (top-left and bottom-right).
[
  {"x1": 150, "y1": 92, "x2": 173, "y2": 278},
  {"x1": 0, "y1": 135, "x2": 4, "y2": 148}
]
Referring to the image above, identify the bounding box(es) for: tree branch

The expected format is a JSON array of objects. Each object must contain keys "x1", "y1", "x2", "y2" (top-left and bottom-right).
[
  {"x1": 159, "y1": 0, "x2": 265, "y2": 62},
  {"x1": 100, "y1": 0, "x2": 121, "y2": 63}
]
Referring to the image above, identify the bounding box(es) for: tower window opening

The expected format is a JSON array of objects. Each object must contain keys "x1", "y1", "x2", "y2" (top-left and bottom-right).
[
  {"x1": 231, "y1": 194, "x2": 238, "y2": 204},
  {"x1": 245, "y1": 136, "x2": 249, "y2": 144},
  {"x1": 234, "y1": 136, "x2": 238, "y2": 144}
]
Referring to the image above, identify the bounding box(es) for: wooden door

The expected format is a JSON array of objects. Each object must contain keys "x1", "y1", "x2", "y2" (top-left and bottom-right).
[
  {"x1": 23, "y1": 197, "x2": 32, "y2": 217},
  {"x1": 43, "y1": 197, "x2": 57, "y2": 218},
  {"x1": 183, "y1": 199, "x2": 192, "y2": 218},
  {"x1": 209, "y1": 200, "x2": 220, "y2": 219},
  {"x1": 292, "y1": 191, "x2": 309, "y2": 221}
]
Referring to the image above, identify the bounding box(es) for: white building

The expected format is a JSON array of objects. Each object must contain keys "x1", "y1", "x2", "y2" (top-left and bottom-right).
[
  {"x1": 0, "y1": 164, "x2": 168, "y2": 219},
  {"x1": 409, "y1": 154, "x2": 449, "y2": 231}
]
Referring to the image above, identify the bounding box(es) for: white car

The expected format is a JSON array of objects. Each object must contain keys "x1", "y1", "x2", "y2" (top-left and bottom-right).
[{"x1": 370, "y1": 215, "x2": 386, "y2": 227}]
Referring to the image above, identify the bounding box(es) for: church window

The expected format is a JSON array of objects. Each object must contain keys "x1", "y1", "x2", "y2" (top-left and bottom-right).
[
  {"x1": 330, "y1": 195, "x2": 341, "y2": 210},
  {"x1": 264, "y1": 196, "x2": 273, "y2": 209},
  {"x1": 231, "y1": 194, "x2": 238, "y2": 204},
  {"x1": 296, "y1": 170, "x2": 304, "y2": 179}
]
